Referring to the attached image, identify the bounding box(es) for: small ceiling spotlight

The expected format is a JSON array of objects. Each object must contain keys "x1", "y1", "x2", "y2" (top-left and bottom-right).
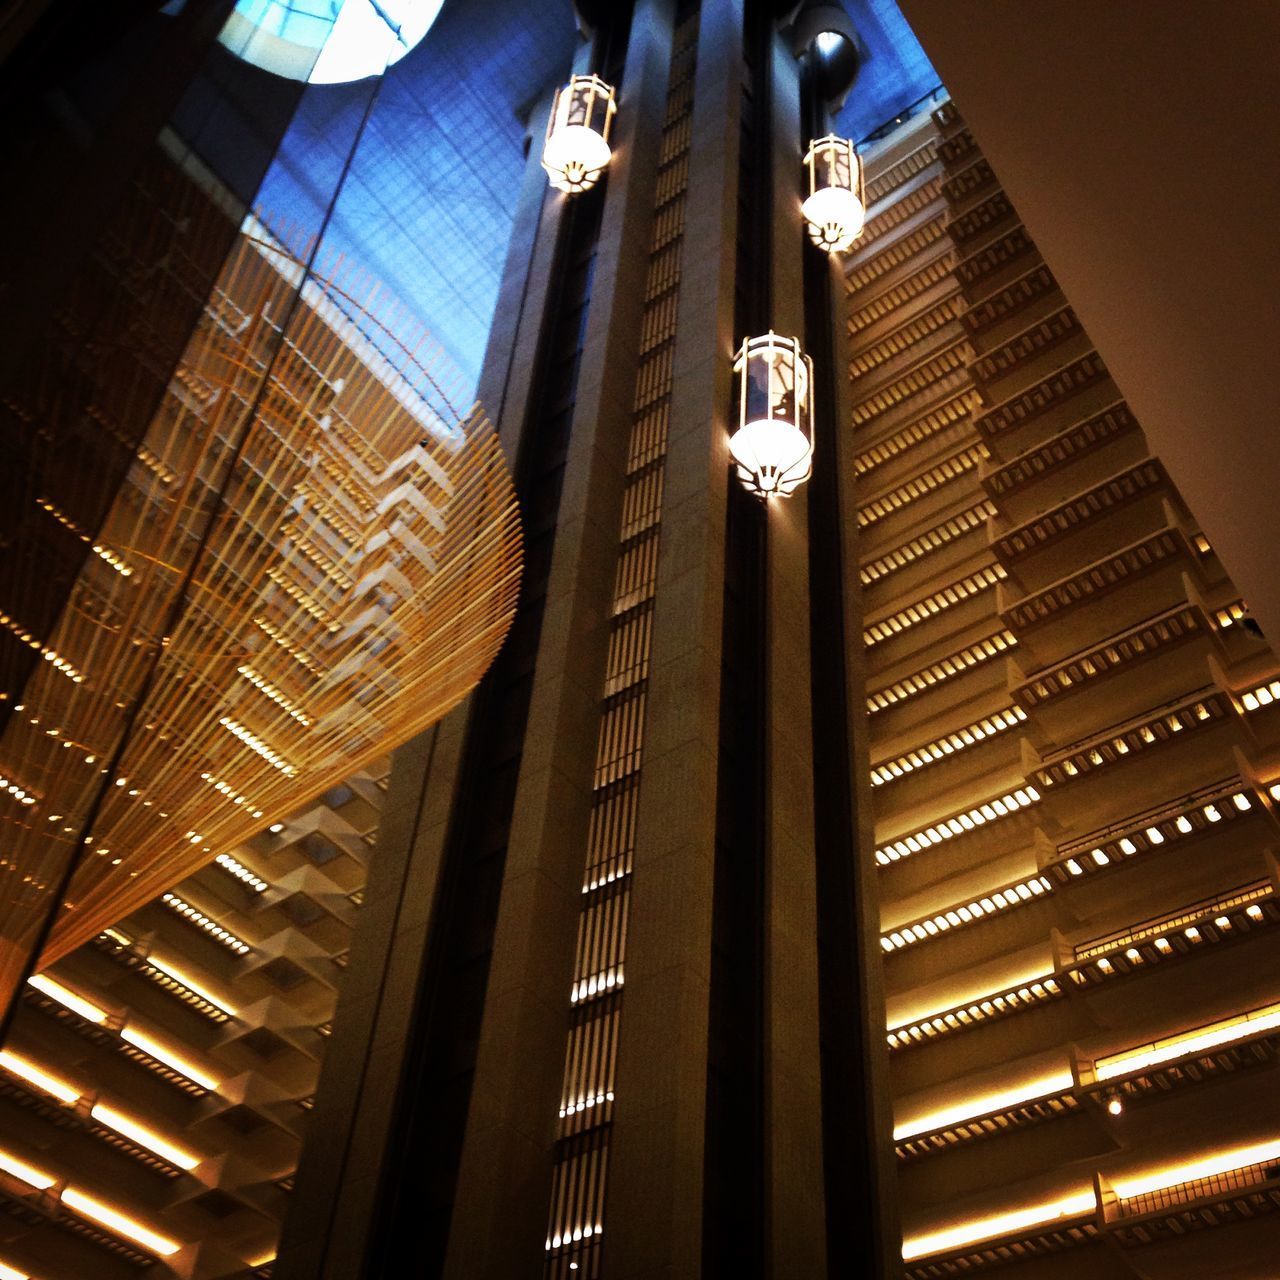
[
  {"x1": 543, "y1": 74, "x2": 618, "y2": 194},
  {"x1": 730, "y1": 332, "x2": 815, "y2": 499},
  {"x1": 268, "y1": 822, "x2": 286, "y2": 835},
  {"x1": 1106, "y1": 1095, "x2": 1124, "y2": 1117},
  {"x1": 802, "y1": 133, "x2": 865, "y2": 253}
]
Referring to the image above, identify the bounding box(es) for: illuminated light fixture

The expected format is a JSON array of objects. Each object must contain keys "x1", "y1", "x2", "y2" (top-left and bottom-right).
[
  {"x1": 89, "y1": 1104, "x2": 200, "y2": 1171},
  {"x1": 0, "y1": 1148, "x2": 56, "y2": 1191},
  {"x1": 0, "y1": 1259, "x2": 31, "y2": 1280},
  {"x1": 60, "y1": 1188, "x2": 182, "y2": 1257},
  {"x1": 215, "y1": 853, "x2": 269, "y2": 893},
  {"x1": 902, "y1": 1188, "x2": 1095, "y2": 1260},
  {"x1": 0, "y1": 1050, "x2": 80, "y2": 1104},
  {"x1": 119, "y1": 1025, "x2": 219, "y2": 1091},
  {"x1": 160, "y1": 893, "x2": 251, "y2": 955},
  {"x1": 145, "y1": 955, "x2": 239, "y2": 1017},
  {"x1": 731, "y1": 332, "x2": 815, "y2": 498},
  {"x1": 894, "y1": 1067, "x2": 1073, "y2": 1140},
  {"x1": 268, "y1": 822, "x2": 286, "y2": 834},
  {"x1": 801, "y1": 133, "x2": 865, "y2": 253},
  {"x1": 26, "y1": 973, "x2": 107, "y2": 1024},
  {"x1": 542, "y1": 74, "x2": 617, "y2": 193},
  {"x1": 1111, "y1": 1135, "x2": 1280, "y2": 1200},
  {"x1": 1106, "y1": 1096, "x2": 1124, "y2": 1116}
]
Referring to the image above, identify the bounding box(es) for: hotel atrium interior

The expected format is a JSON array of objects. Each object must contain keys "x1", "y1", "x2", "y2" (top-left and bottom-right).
[{"x1": 0, "y1": 1, "x2": 1277, "y2": 1277}]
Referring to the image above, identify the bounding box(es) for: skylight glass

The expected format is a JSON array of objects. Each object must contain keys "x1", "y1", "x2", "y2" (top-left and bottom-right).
[{"x1": 219, "y1": 0, "x2": 444, "y2": 83}]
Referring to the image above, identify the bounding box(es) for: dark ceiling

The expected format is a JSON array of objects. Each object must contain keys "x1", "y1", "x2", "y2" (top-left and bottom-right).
[{"x1": 900, "y1": 0, "x2": 1280, "y2": 644}]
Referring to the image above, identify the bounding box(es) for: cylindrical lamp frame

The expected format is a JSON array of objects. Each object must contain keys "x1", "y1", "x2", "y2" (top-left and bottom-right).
[
  {"x1": 730, "y1": 331, "x2": 815, "y2": 499},
  {"x1": 801, "y1": 133, "x2": 865, "y2": 253},
  {"x1": 542, "y1": 73, "x2": 618, "y2": 194}
]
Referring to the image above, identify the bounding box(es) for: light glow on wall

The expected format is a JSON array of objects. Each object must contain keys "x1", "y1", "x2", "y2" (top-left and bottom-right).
[
  {"x1": 146, "y1": 955, "x2": 239, "y2": 1018},
  {"x1": 90, "y1": 1104, "x2": 201, "y2": 1171},
  {"x1": 1111, "y1": 1136, "x2": 1280, "y2": 1200},
  {"x1": 26, "y1": 974, "x2": 107, "y2": 1024},
  {"x1": 0, "y1": 1148, "x2": 56, "y2": 1191},
  {"x1": 894, "y1": 1067, "x2": 1073, "y2": 1140},
  {"x1": 902, "y1": 1188, "x2": 1094, "y2": 1260},
  {"x1": 119, "y1": 1025, "x2": 219, "y2": 1091},
  {"x1": 889, "y1": 962, "x2": 1056, "y2": 1036},
  {"x1": 876, "y1": 785, "x2": 1040, "y2": 865},
  {"x1": 0, "y1": 1050, "x2": 79, "y2": 1104},
  {"x1": 1096, "y1": 1001, "x2": 1280, "y2": 1081},
  {"x1": 60, "y1": 1188, "x2": 182, "y2": 1257}
]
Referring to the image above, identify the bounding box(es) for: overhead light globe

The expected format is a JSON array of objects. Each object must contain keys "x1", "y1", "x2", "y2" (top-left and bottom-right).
[
  {"x1": 802, "y1": 133, "x2": 865, "y2": 253},
  {"x1": 730, "y1": 332, "x2": 814, "y2": 499},
  {"x1": 542, "y1": 75, "x2": 617, "y2": 194}
]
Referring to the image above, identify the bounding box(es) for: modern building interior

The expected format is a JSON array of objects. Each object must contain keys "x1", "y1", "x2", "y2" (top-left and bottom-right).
[{"x1": 0, "y1": 2, "x2": 1277, "y2": 1278}]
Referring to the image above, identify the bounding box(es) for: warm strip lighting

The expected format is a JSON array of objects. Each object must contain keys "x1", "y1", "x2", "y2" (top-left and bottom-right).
[
  {"x1": 0, "y1": 1049, "x2": 80, "y2": 1104},
  {"x1": 0, "y1": 1148, "x2": 56, "y2": 1190},
  {"x1": 1095, "y1": 1001, "x2": 1280, "y2": 1082},
  {"x1": 1112, "y1": 1136, "x2": 1280, "y2": 1200},
  {"x1": 1215, "y1": 600, "x2": 1248, "y2": 629},
  {"x1": 215, "y1": 852, "x2": 269, "y2": 893},
  {"x1": 882, "y1": 874, "x2": 1051, "y2": 952},
  {"x1": 867, "y1": 629, "x2": 1016, "y2": 714},
  {"x1": 895, "y1": 1067, "x2": 1073, "y2": 1140},
  {"x1": 864, "y1": 564, "x2": 1006, "y2": 646},
  {"x1": 876, "y1": 786, "x2": 1040, "y2": 865},
  {"x1": 161, "y1": 892, "x2": 251, "y2": 954},
  {"x1": 89, "y1": 1104, "x2": 201, "y2": 1171},
  {"x1": 27, "y1": 973, "x2": 108, "y2": 1024},
  {"x1": 0, "y1": 1259, "x2": 32, "y2": 1280},
  {"x1": 146, "y1": 955, "x2": 238, "y2": 1017},
  {"x1": 1238, "y1": 677, "x2": 1280, "y2": 712},
  {"x1": 60, "y1": 1188, "x2": 182, "y2": 1257},
  {"x1": 1055, "y1": 786, "x2": 1253, "y2": 880},
  {"x1": 119, "y1": 1025, "x2": 219, "y2": 1090},
  {"x1": 860, "y1": 501, "x2": 996, "y2": 585},
  {"x1": 870, "y1": 705, "x2": 1026, "y2": 786},
  {"x1": 902, "y1": 1189, "x2": 1095, "y2": 1260},
  {"x1": 885, "y1": 962, "x2": 1054, "y2": 1049},
  {"x1": 856, "y1": 442, "x2": 988, "y2": 526}
]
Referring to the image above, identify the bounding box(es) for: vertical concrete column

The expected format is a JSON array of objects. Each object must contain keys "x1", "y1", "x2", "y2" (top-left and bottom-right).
[
  {"x1": 442, "y1": 5, "x2": 680, "y2": 1277},
  {"x1": 275, "y1": 91, "x2": 567, "y2": 1280},
  {"x1": 760, "y1": 29, "x2": 829, "y2": 1277},
  {"x1": 603, "y1": 0, "x2": 742, "y2": 1275}
]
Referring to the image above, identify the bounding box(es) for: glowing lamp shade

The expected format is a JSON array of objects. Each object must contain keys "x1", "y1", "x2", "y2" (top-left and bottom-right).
[
  {"x1": 802, "y1": 134, "x2": 865, "y2": 253},
  {"x1": 731, "y1": 333, "x2": 815, "y2": 498},
  {"x1": 542, "y1": 75, "x2": 618, "y2": 194}
]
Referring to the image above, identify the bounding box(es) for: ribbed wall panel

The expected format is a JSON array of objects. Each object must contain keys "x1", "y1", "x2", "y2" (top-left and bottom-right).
[{"x1": 544, "y1": 15, "x2": 699, "y2": 1273}]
